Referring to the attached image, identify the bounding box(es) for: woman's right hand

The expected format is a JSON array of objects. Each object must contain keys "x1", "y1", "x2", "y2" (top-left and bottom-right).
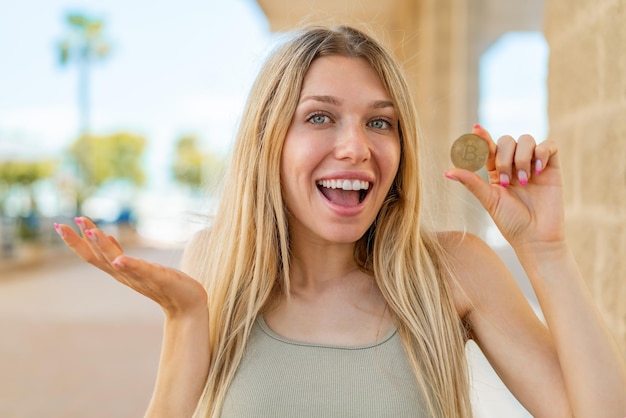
[{"x1": 54, "y1": 217, "x2": 208, "y2": 318}]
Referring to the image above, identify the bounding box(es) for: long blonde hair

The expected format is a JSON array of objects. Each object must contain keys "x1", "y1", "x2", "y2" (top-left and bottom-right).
[{"x1": 186, "y1": 25, "x2": 472, "y2": 418}]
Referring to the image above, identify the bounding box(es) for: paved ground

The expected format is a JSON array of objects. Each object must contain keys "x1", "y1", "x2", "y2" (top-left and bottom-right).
[
  {"x1": 0, "y1": 245, "x2": 182, "y2": 418},
  {"x1": 0, "y1": 242, "x2": 532, "y2": 418}
]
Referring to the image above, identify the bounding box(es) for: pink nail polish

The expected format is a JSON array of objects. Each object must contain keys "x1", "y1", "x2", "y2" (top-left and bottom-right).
[
  {"x1": 444, "y1": 172, "x2": 460, "y2": 182},
  {"x1": 518, "y1": 170, "x2": 528, "y2": 186},
  {"x1": 500, "y1": 173, "x2": 510, "y2": 188},
  {"x1": 75, "y1": 217, "x2": 84, "y2": 226},
  {"x1": 85, "y1": 229, "x2": 97, "y2": 242},
  {"x1": 535, "y1": 160, "x2": 543, "y2": 174},
  {"x1": 112, "y1": 260, "x2": 124, "y2": 268},
  {"x1": 473, "y1": 123, "x2": 482, "y2": 130},
  {"x1": 54, "y1": 223, "x2": 64, "y2": 238}
]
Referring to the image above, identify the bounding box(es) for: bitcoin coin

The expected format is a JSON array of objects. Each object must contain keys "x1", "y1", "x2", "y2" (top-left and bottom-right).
[{"x1": 450, "y1": 133, "x2": 489, "y2": 172}]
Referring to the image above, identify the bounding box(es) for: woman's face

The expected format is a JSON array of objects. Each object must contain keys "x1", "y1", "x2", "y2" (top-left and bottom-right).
[{"x1": 280, "y1": 55, "x2": 401, "y2": 247}]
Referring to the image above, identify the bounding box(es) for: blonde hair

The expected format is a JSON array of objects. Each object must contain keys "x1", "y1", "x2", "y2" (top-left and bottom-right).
[{"x1": 186, "y1": 25, "x2": 472, "y2": 418}]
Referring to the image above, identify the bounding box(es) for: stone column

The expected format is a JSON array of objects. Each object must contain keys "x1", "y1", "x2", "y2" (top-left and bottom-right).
[
  {"x1": 407, "y1": 0, "x2": 485, "y2": 231},
  {"x1": 544, "y1": 0, "x2": 626, "y2": 356},
  {"x1": 254, "y1": 0, "x2": 545, "y2": 235}
]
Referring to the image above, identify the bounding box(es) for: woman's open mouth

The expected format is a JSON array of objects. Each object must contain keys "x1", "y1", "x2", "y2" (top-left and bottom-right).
[{"x1": 316, "y1": 179, "x2": 370, "y2": 207}]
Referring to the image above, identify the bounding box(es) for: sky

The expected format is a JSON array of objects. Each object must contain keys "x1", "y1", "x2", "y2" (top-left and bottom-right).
[
  {"x1": 0, "y1": 1, "x2": 548, "y2": 184},
  {"x1": 480, "y1": 31, "x2": 548, "y2": 142},
  {"x1": 0, "y1": 0, "x2": 278, "y2": 188},
  {"x1": 0, "y1": 1, "x2": 548, "y2": 242}
]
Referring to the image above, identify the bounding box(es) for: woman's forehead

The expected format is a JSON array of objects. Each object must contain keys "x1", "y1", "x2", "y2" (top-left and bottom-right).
[{"x1": 299, "y1": 55, "x2": 393, "y2": 103}]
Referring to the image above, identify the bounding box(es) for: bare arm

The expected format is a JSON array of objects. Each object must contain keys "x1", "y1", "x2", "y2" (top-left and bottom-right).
[
  {"x1": 446, "y1": 233, "x2": 572, "y2": 417},
  {"x1": 514, "y1": 241, "x2": 626, "y2": 416},
  {"x1": 445, "y1": 125, "x2": 626, "y2": 417},
  {"x1": 146, "y1": 302, "x2": 209, "y2": 418},
  {"x1": 56, "y1": 218, "x2": 210, "y2": 417}
]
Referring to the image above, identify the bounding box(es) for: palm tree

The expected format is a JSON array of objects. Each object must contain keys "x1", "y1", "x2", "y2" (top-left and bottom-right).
[{"x1": 58, "y1": 12, "x2": 111, "y2": 135}]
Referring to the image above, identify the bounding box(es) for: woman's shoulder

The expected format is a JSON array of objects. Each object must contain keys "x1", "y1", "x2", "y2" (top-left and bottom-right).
[
  {"x1": 435, "y1": 230, "x2": 494, "y2": 259},
  {"x1": 180, "y1": 227, "x2": 212, "y2": 275},
  {"x1": 434, "y1": 230, "x2": 511, "y2": 318}
]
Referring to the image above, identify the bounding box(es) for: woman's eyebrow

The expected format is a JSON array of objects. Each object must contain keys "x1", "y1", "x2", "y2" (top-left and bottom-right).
[
  {"x1": 370, "y1": 100, "x2": 395, "y2": 109},
  {"x1": 299, "y1": 95, "x2": 395, "y2": 110},
  {"x1": 299, "y1": 95, "x2": 342, "y2": 105}
]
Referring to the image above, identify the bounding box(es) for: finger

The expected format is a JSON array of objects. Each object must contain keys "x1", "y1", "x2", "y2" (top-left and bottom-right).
[
  {"x1": 114, "y1": 255, "x2": 190, "y2": 282},
  {"x1": 495, "y1": 135, "x2": 517, "y2": 187},
  {"x1": 533, "y1": 138, "x2": 560, "y2": 174},
  {"x1": 74, "y1": 216, "x2": 98, "y2": 235},
  {"x1": 75, "y1": 216, "x2": 124, "y2": 252},
  {"x1": 54, "y1": 223, "x2": 81, "y2": 245},
  {"x1": 472, "y1": 124, "x2": 498, "y2": 172},
  {"x1": 73, "y1": 217, "x2": 121, "y2": 269},
  {"x1": 107, "y1": 234, "x2": 124, "y2": 252},
  {"x1": 114, "y1": 255, "x2": 166, "y2": 284},
  {"x1": 54, "y1": 223, "x2": 104, "y2": 267},
  {"x1": 84, "y1": 227, "x2": 123, "y2": 263},
  {"x1": 74, "y1": 216, "x2": 86, "y2": 234},
  {"x1": 444, "y1": 168, "x2": 497, "y2": 214},
  {"x1": 514, "y1": 134, "x2": 536, "y2": 185},
  {"x1": 110, "y1": 255, "x2": 152, "y2": 294}
]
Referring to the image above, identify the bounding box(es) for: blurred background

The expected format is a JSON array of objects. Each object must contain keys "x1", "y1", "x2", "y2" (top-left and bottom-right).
[
  {"x1": 0, "y1": 0, "x2": 550, "y2": 269},
  {"x1": 1, "y1": 0, "x2": 624, "y2": 417},
  {"x1": 0, "y1": 0, "x2": 279, "y2": 255}
]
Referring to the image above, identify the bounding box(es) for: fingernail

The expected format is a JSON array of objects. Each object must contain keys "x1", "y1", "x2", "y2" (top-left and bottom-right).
[
  {"x1": 74, "y1": 217, "x2": 84, "y2": 227},
  {"x1": 500, "y1": 173, "x2": 510, "y2": 187},
  {"x1": 518, "y1": 170, "x2": 528, "y2": 186},
  {"x1": 112, "y1": 259, "x2": 124, "y2": 268},
  {"x1": 444, "y1": 172, "x2": 460, "y2": 182},
  {"x1": 54, "y1": 223, "x2": 64, "y2": 238},
  {"x1": 473, "y1": 123, "x2": 482, "y2": 130},
  {"x1": 535, "y1": 160, "x2": 543, "y2": 174},
  {"x1": 85, "y1": 229, "x2": 97, "y2": 242}
]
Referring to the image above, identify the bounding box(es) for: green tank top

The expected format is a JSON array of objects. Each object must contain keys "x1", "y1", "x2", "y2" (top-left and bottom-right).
[{"x1": 221, "y1": 316, "x2": 431, "y2": 417}]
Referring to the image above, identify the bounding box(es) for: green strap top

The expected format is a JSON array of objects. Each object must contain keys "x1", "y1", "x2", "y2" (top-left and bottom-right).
[{"x1": 220, "y1": 316, "x2": 431, "y2": 417}]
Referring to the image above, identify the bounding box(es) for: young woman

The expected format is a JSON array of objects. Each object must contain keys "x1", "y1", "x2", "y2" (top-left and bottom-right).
[{"x1": 55, "y1": 25, "x2": 626, "y2": 417}]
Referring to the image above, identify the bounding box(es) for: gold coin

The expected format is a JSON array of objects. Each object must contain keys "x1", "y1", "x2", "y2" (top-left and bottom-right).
[{"x1": 450, "y1": 133, "x2": 489, "y2": 172}]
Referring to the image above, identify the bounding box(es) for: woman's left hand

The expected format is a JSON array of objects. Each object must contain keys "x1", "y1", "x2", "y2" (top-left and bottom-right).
[{"x1": 445, "y1": 124, "x2": 564, "y2": 251}]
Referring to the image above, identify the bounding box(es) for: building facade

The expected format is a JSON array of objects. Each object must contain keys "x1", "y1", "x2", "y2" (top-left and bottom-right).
[{"x1": 255, "y1": 0, "x2": 626, "y2": 356}]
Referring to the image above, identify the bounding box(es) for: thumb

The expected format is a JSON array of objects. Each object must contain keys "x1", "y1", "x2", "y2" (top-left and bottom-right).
[{"x1": 445, "y1": 168, "x2": 497, "y2": 212}]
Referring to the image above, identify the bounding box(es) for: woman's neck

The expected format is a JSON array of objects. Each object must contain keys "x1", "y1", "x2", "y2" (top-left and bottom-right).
[{"x1": 288, "y1": 236, "x2": 363, "y2": 292}]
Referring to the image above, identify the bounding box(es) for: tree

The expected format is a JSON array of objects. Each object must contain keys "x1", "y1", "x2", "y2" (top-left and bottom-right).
[
  {"x1": 58, "y1": 12, "x2": 111, "y2": 135},
  {"x1": 0, "y1": 159, "x2": 57, "y2": 240},
  {"x1": 173, "y1": 135, "x2": 203, "y2": 188},
  {"x1": 172, "y1": 135, "x2": 225, "y2": 191},
  {"x1": 70, "y1": 132, "x2": 146, "y2": 196},
  {"x1": 0, "y1": 160, "x2": 56, "y2": 188}
]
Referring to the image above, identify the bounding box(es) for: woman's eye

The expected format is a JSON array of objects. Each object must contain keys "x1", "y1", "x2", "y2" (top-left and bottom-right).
[
  {"x1": 308, "y1": 113, "x2": 329, "y2": 124},
  {"x1": 368, "y1": 119, "x2": 391, "y2": 130}
]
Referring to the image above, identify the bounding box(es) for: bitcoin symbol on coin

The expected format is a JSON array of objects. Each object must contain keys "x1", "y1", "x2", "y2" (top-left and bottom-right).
[{"x1": 450, "y1": 134, "x2": 489, "y2": 172}]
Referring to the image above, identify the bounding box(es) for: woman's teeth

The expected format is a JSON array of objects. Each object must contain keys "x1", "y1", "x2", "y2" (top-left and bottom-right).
[{"x1": 316, "y1": 179, "x2": 370, "y2": 191}]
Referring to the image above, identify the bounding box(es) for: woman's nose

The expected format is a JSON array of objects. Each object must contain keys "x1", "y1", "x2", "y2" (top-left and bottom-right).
[{"x1": 334, "y1": 124, "x2": 371, "y2": 163}]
